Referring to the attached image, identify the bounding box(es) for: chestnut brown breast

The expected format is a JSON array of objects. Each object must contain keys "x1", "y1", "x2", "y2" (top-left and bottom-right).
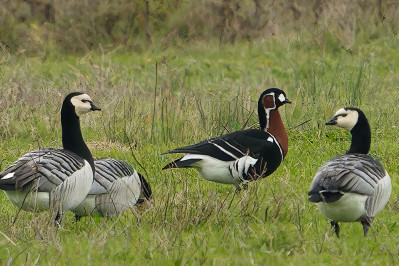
[{"x1": 267, "y1": 110, "x2": 288, "y2": 158}]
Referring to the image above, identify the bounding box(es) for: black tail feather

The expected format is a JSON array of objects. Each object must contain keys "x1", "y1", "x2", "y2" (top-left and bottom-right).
[
  {"x1": 138, "y1": 173, "x2": 152, "y2": 200},
  {"x1": 162, "y1": 158, "x2": 202, "y2": 170}
]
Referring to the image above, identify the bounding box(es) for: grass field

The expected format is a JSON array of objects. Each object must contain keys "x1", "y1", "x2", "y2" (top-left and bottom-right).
[{"x1": 1, "y1": 30, "x2": 399, "y2": 264}]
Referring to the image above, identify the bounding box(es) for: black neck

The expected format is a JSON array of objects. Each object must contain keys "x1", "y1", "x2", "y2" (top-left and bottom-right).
[
  {"x1": 347, "y1": 114, "x2": 371, "y2": 154},
  {"x1": 258, "y1": 101, "x2": 268, "y2": 131},
  {"x1": 61, "y1": 105, "x2": 95, "y2": 173}
]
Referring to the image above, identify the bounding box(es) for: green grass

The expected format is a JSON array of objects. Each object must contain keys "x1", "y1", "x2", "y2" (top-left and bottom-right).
[{"x1": 1, "y1": 32, "x2": 399, "y2": 265}]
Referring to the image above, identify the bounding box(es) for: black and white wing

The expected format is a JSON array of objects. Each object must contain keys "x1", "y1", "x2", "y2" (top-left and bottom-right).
[
  {"x1": 72, "y1": 158, "x2": 149, "y2": 217},
  {"x1": 163, "y1": 129, "x2": 283, "y2": 180},
  {"x1": 0, "y1": 148, "x2": 87, "y2": 192},
  {"x1": 90, "y1": 158, "x2": 136, "y2": 194}
]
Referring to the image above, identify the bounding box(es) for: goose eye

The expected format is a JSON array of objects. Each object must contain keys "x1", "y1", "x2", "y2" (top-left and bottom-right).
[
  {"x1": 341, "y1": 114, "x2": 348, "y2": 117},
  {"x1": 82, "y1": 100, "x2": 90, "y2": 103}
]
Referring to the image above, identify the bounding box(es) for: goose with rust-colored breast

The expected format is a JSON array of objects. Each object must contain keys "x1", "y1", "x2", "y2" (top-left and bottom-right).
[
  {"x1": 0, "y1": 92, "x2": 101, "y2": 225},
  {"x1": 162, "y1": 88, "x2": 291, "y2": 190},
  {"x1": 71, "y1": 158, "x2": 152, "y2": 219},
  {"x1": 308, "y1": 108, "x2": 391, "y2": 237}
]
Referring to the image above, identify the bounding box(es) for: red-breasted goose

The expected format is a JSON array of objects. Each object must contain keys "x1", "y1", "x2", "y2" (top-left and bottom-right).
[
  {"x1": 0, "y1": 92, "x2": 101, "y2": 225},
  {"x1": 163, "y1": 88, "x2": 291, "y2": 190},
  {"x1": 71, "y1": 158, "x2": 152, "y2": 218},
  {"x1": 308, "y1": 108, "x2": 391, "y2": 237}
]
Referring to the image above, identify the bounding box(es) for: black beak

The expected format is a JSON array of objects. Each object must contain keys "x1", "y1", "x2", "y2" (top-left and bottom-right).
[
  {"x1": 325, "y1": 116, "x2": 337, "y2": 125},
  {"x1": 90, "y1": 103, "x2": 101, "y2": 111},
  {"x1": 284, "y1": 99, "x2": 292, "y2": 104}
]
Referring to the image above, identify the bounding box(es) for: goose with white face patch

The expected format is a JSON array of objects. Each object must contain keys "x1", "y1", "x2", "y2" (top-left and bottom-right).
[
  {"x1": 0, "y1": 92, "x2": 101, "y2": 226},
  {"x1": 71, "y1": 158, "x2": 152, "y2": 218},
  {"x1": 308, "y1": 107, "x2": 391, "y2": 237},
  {"x1": 162, "y1": 88, "x2": 291, "y2": 190}
]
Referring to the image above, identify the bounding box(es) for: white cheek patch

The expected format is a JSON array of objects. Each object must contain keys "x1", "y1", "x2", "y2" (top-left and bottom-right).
[
  {"x1": 336, "y1": 110, "x2": 359, "y2": 131},
  {"x1": 71, "y1": 94, "x2": 93, "y2": 116},
  {"x1": 334, "y1": 108, "x2": 347, "y2": 117},
  {"x1": 278, "y1": 94, "x2": 286, "y2": 103}
]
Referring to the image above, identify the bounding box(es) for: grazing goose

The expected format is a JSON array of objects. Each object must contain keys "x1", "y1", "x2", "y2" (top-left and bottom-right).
[
  {"x1": 0, "y1": 92, "x2": 101, "y2": 225},
  {"x1": 71, "y1": 158, "x2": 152, "y2": 218},
  {"x1": 163, "y1": 88, "x2": 291, "y2": 190},
  {"x1": 308, "y1": 108, "x2": 391, "y2": 237}
]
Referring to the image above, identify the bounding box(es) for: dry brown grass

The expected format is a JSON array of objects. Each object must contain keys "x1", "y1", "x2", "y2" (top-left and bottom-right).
[{"x1": 1, "y1": 0, "x2": 398, "y2": 54}]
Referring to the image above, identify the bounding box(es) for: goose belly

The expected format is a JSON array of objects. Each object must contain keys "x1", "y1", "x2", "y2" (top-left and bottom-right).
[
  {"x1": 317, "y1": 193, "x2": 368, "y2": 222},
  {"x1": 188, "y1": 156, "x2": 234, "y2": 184},
  {"x1": 4, "y1": 191, "x2": 50, "y2": 212},
  {"x1": 54, "y1": 160, "x2": 94, "y2": 211}
]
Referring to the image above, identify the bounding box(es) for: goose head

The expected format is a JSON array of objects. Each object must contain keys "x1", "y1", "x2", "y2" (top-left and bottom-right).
[
  {"x1": 325, "y1": 107, "x2": 371, "y2": 154},
  {"x1": 259, "y1": 88, "x2": 291, "y2": 111},
  {"x1": 63, "y1": 92, "x2": 101, "y2": 118},
  {"x1": 325, "y1": 108, "x2": 361, "y2": 132},
  {"x1": 258, "y1": 88, "x2": 291, "y2": 131}
]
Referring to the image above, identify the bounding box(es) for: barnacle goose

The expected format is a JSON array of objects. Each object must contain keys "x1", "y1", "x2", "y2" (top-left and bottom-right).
[
  {"x1": 0, "y1": 92, "x2": 101, "y2": 225},
  {"x1": 308, "y1": 108, "x2": 391, "y2": 237},
  {"x1": 71, "y1": 158, "x2": 152, "y2": 218},
  {"x1": 163, "y1": 88, "x2": 291, "y2": 190}
]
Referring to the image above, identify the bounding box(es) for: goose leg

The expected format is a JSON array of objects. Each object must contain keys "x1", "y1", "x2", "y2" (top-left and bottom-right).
[
  {"x1": 75, "y1": 214, "x2": 82, "y2": 222},
  {"x1": 241, "y1": 180, "x2": 249, "y2": 190},
  {"x1": 360, "y1": 216, "x2": 373, "y2": 236},
  {"x1": 330, "y1": 220, "x2": 340, "y2": 237}
]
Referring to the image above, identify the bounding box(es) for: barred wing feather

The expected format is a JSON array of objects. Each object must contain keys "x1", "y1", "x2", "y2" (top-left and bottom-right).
[
  {"x1": 0, "y1": 149, "x2": 86, "y2": 192},
  {"x1": 90, "y1": 158, "x2": 136, "y2": 195}
]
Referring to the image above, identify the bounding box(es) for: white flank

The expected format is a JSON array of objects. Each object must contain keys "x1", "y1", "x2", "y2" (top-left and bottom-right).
[
  {"x1": 180, "y1": 154, "x2": 233, "y2": 184},
  {"x1": 368, "y1": 170, "x2": 391, "y2": 217},
  {"x1": 53, "y1": 160, "x2": 94, "y2": 211},
  {"x1": 317, "y1": 193, "x2": 368, "y2": 222},
  {"x1": 229, "y1": 156, "x2": 257, "y2": 182},
  {"x1": 2, "y1": 172, "x2": 15, "y2": 180},
  {"x1": 95, "y1": 171, "x2": 142, "y2": 217}
]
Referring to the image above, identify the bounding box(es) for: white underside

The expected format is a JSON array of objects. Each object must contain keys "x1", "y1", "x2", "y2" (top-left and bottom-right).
[
  {"x1": 71, "y1": 195, "x2": 96, "y2": 216},
  {"x1": 181, "y1": 154, "x2": 235, "y2": 184},
  {"x1": 4, "y1": 191, "x2": 50, "y2": 212},
  {"x1": 317, "y1": 170, "x2": 392, "y2": 222},
  {"x1": 4, "y1": 160, "x2": 93, "y2": 214},
  {"x1": 72, "y1": 172, "x2": 142, "y2": 217},
  {"x1": 317, "y1": 193, "x2": 368, "y2": 222}
]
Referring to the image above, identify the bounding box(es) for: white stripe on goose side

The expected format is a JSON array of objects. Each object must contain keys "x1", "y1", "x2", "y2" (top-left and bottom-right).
[
  {"x1": 219, "y1": 139, "x2": 246, "y2": 156},
  {"x1": 210, "y1": 142, "x2": 239, "y2": 160}
]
